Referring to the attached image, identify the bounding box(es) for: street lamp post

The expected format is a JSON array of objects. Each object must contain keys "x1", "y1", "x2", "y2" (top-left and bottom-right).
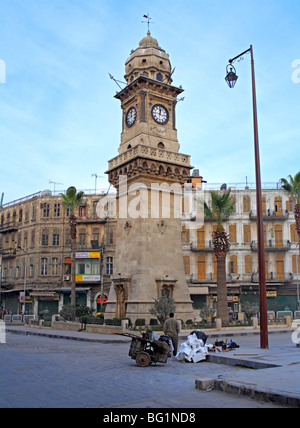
[
  {"x1": 17, "y1": 245, "x2": 28, "y2": 316},
  {"x1": 225, "y1": 45, "x2": 269, "y2": 349}
]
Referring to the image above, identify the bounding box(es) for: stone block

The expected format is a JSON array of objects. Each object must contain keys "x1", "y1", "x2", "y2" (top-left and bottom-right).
[{"x1": 195, "y1": 378, "x2": 215, "y2": 391}]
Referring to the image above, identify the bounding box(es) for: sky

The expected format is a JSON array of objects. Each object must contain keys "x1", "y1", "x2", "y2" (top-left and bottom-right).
[{"x1": 0, "y1": 0, "x2": 299, "y2": 203}]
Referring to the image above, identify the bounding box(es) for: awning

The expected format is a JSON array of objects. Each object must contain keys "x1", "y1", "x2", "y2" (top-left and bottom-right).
[
  {"x1": 30, "y1": 292, "x2": 59, "y2": 301},
  {"x1": 188, "y1": 286, "x2": 209, "y2": 295}
]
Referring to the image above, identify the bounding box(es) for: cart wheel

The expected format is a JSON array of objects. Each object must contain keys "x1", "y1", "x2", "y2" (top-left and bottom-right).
[{"x1": 136, "y1": 351, "x2": 151, "y2": 367}]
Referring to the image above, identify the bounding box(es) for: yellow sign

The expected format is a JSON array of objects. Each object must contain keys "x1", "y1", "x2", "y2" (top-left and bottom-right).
[{"x1": 89, "y1": 252, "x2": 100, "y2": 259}]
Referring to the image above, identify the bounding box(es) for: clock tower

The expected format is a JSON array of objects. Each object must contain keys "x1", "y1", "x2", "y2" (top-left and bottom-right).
[{"x1": 105, "y1": 31, "x2": 194, "y2": 323}]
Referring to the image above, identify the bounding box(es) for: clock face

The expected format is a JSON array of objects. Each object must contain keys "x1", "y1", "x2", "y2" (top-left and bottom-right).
[
  {"x1": 126, "y1": 107, "x2": 136, "y2": 127},
  {"x1": 152, "y1": 104, "x2": 169, "y2": 125}
]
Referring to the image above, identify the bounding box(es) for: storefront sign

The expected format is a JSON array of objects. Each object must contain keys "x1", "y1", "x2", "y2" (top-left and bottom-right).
[
  {"x1": 75, "y1": 275, "x2": 100, "y2": 282},
  {"x1": 76, "y1": 252, "x2": 100, "y2": 259}
]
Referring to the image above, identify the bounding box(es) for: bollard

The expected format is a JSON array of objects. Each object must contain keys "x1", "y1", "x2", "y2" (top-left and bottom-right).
[
  {"x1": 251, "y1": 316, "x2": 258, "y2": 329},
  {"x1": 121, "y1": 319, "x2": 129, "y2": 333},
  {"x1": 285, "y1": 315, "x2": 292, "y2": 327},
  {"x1": 215, "y1": 318, "x2": 222, "y2": 330}
]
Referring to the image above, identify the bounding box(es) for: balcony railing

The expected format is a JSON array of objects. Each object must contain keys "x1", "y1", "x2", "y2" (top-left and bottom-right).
[
  {"x1": 77, "y1": 214, "x2": 107, "y2": 224},
  {"x1": 251, "y1": 272, "x2": 293, "y2": 283},
  {"x1": 0, "y1": 247, "x2": 17, "y2": 259},
  {"x1": 191, "y1": 273, "x2": 235, "y2": 283},
  {"x1": 249, "y1": 210, "x2": 289, "y2": 221},
  {"x1": 0, "y1": 220, "x2": 18, "y2": 234},
  {"x1": 251, "y1": 240, "x2": 291, "y2": 252},
  {"x1": 190, "y1": 241, "x2": 214, "y2": 252}
]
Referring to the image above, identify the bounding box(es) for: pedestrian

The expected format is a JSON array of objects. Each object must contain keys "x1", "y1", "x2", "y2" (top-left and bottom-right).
[{"x1": 163, "y1": 312, "x2": 180, "y2": 356}]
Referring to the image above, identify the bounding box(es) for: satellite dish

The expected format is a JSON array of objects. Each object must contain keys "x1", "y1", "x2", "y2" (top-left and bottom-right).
[{"x1": 41, "y1": 189, "x2": 52, "y2": 197}]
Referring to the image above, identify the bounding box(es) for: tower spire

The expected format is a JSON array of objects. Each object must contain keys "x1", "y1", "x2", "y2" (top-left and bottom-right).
[{"x1": 142, "y1": 13, "x2": 154, "y2": 33}]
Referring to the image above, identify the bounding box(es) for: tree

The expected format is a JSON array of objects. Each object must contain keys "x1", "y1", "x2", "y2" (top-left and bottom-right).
[
  {"x1": 242, "y1": 302, "x2": 259, "y2": 324},
  {"x1": 280, "y1": 172, "x2": 300, "y2": 302},
  {"x1": 204, "y1": 189, "x2": 235, "y2": 325},
  {"x1": 61, "y1": 186, "x2": 84, "y2": 306},
  {"x1": 149, "y1": 296, "x2": 176, "y2": 325},
  {"x1": 280, "y1": 172, "x2": 300, "y2": 240}
]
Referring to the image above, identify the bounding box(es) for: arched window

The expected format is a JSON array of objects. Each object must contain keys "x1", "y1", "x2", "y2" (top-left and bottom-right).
[
  {"x1": 156, "y1": 73, "x2": 163, "y2": 81},
  {"x1": 158, "y1": 142, "x2": 165, "y2": 149}
]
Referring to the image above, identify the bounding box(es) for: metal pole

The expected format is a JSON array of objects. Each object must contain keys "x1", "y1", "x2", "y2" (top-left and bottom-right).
[
  {"x1": 250, "y1": 45, "x2": 268, "y2": 348},
  {"x1": 296, "y1": 242, "x2": 299, "y2": 310},
  {"x1": 100, "y1": 241, "x2": 104, "y2": 312},
  {"x1": 228, "y1": 46, "x2": 269, "y2": 348},
  {"x1": 23, "y1": 252, "x2": 27, "y2": 316},
  {"x1": 0, "y1": 254, "x2": 2, "y2": 312}
]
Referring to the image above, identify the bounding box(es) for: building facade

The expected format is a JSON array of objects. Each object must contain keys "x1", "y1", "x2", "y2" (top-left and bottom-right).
[
  {"x1": 0, "y1": 190, "x2": 116, "y2": 317},
  {"x1": 184, "y1": 177, "x2": 300, "y2": 317}
]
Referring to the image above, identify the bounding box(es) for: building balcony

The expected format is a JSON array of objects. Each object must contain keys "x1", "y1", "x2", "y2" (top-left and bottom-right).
[
  {"x1": 77, "y1": 215, "x2": 107, "y2": 224},
  {"x1": 0, "y1": 247, "x2": 17, "y2": 259},
  {"x1": 251, "y1": 272, "x2": 293, "y2": 283},
  {"x1": 190, "y1": 241, "x2": 214, "y2": 252},
  {"x1": 249, "y1": 210, "x2": 289, "y2": 221},
  {"x1": 250, "y1": 240, "x2": 291, "y2": 252},
  {"x1": 191, "y1": 273, "x2": 235, "y2": 283},
  {"x1": 0, "y1": 220, "x2": 18, "y2": 234}
]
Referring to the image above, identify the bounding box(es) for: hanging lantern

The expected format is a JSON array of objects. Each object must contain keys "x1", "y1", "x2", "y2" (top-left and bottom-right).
[{"x1": 225, "y1": 64, "x2": 238, "y2": 88}]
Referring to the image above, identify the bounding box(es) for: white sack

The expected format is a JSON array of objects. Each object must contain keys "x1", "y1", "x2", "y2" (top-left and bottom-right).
[{"x1": 176, "y1": 332, "x2": 209, "y2": 363}]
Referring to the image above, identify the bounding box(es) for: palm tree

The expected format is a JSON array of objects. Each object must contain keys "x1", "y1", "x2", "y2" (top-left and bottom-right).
[
  {"x1": 61, "y1": 187, "x2": 84, "y2": 306},
  {"x1": 204, "y1": 189, "x2": 235, "y2": 325},
  {"x1": 280, "y1": 172, "x2": 300, "y2": 284},
  {"x1": 280, "y1": 172, "x2": 300, "y2": 240}
]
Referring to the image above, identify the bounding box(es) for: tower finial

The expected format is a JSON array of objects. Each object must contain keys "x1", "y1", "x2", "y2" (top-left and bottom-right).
[{"x1": 142, "y1": 13, "x2": 154, "y2": 33}]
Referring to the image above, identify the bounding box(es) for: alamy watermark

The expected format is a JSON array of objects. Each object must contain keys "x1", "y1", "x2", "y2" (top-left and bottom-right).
[
  {"x1": 0, "y1": 320, "x2": 6, "y2": 344},
  {"x1": 291, "y1": 320, "x2": 300, "y2": 345},
  {"x1": 0, "y1": 59, "x2": 6, "y2": 84},
  {"x1": 291, "y1": 59, "x2": 300, "y2": 84},
  {"x1": 96, "y1": 175, "x2": 205, "y2": 230}
]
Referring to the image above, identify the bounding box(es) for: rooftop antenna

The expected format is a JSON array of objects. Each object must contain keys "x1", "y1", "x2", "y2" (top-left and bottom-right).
[
  {"x1": 91, "y1": 173, "x2": 104, "y2": 194},
  {"x1": 142, "y1": 13, "x2": 154, "y2": 33},
  {"x1": 49, "y1": 180, "x2": 64, "y2": 193},
  {"x1": 108, "y1": 73, "x2": 126, "y2": 90}
]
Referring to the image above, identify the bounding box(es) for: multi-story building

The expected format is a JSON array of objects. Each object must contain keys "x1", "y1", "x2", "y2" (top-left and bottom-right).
[
  {"x1": 184, "y1": 175, "x2": 300, "y2": 317},
  {"x1": 0, "y1": 190, "x2": 116, "y2": 317}
]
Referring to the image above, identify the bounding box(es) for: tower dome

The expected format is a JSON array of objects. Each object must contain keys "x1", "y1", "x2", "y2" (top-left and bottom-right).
[
  {"x1": 138, "y1": 31, "x2": 159, "y2": 48},
  {"x1": 124, "y1": 32, "x2": 172, "y2": 84}
]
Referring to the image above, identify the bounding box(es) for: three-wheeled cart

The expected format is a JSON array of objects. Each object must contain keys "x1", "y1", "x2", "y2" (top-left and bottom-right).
[{"x1": 121, "y1": 332, "x2": 170, "y2": 367}]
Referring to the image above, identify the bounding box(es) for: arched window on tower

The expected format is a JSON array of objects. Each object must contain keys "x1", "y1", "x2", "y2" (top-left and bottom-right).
[{"x1": 156, "y1": 73, "x2": 163, "y2": 81}]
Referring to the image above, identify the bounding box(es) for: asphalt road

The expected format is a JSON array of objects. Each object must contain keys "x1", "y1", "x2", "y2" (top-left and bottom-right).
[{"x1": 0, "y1": 331, "x2": 290, "y2": 409}]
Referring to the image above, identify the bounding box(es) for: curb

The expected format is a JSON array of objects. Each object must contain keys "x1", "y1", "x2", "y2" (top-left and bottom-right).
[
  {"x1": 5, "y1": 328, "x2": 130, "y2": 344},
  {"x1": 195, "y1": 378, "x2": 300, "y2": 408},
  {"x1": 5, "y1": 326, "x2": 293, "y2": 344}
]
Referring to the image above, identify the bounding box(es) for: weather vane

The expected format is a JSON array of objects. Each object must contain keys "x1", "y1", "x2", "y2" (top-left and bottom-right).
[{"x1": 142, "y1": 14, "x2": 154, "y2": 32}]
